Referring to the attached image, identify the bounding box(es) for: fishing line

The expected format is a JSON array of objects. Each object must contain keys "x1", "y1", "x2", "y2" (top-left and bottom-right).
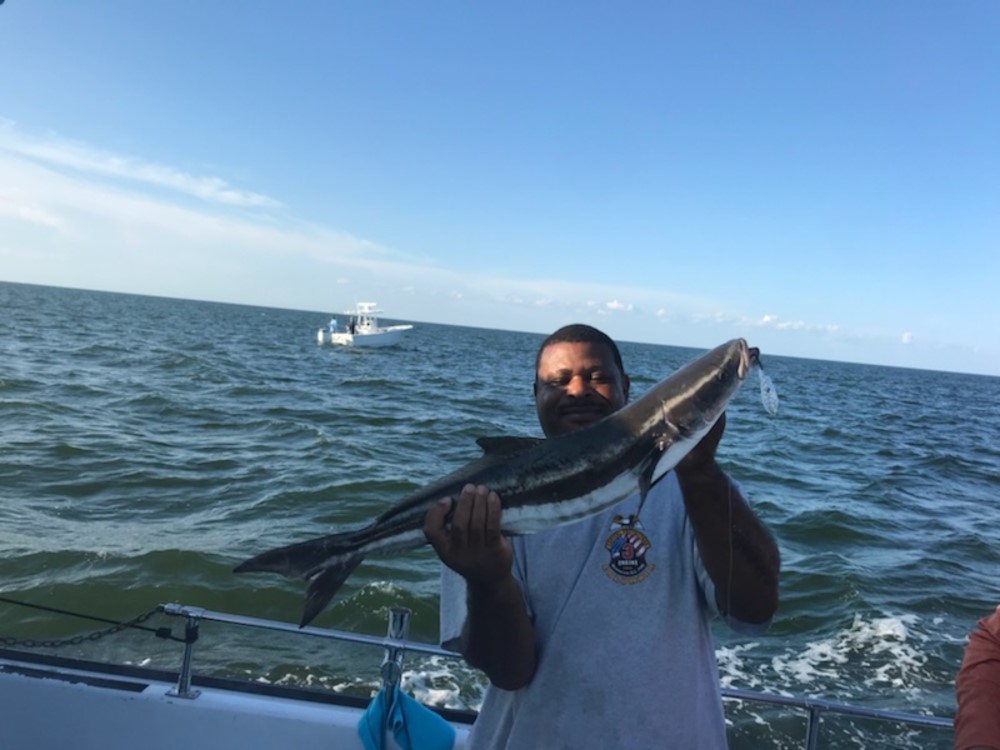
[{"x1": 726, "y1": 479, "x2": 734, "y2": 621}]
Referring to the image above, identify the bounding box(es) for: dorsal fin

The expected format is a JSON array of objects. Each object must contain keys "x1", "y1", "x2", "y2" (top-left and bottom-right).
[{"x1": 476, "y1": 435, "x2": 545, "y2": 457}]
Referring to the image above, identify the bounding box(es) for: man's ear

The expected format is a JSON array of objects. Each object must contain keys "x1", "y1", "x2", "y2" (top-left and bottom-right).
[{"x1": 622, "y1": 374, "x2": 631, "y2": 403}]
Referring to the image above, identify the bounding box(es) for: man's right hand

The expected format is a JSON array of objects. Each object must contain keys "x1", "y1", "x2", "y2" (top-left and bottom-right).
[
  {"x1": 423, "y1": 483, "x2": 513, "y2": 586},
  {"x1": 424, "y1": 483, "x2": 536, "y2": 689}
]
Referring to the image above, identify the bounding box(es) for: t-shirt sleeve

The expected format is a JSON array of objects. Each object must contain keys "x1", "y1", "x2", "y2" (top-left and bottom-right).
[
  {"x1": 438, "y1": 542, "x2": 533, "y2": 653},
  {"x1": 439, "y1": 565, "x2": 467, "y2": 653},
  {"x1": 954, "y1": 606, "x2": 1000, "y2": 750}
]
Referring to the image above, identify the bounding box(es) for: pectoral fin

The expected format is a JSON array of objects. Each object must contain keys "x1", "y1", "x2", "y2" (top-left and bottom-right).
[{"x1": 634, "y1": 453, "x2": 660, "y2": 518}]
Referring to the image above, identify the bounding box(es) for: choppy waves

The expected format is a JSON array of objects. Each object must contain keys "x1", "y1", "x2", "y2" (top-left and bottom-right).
[{"x1": 2, "y1": 282, "x2": 999, "y2": 747}]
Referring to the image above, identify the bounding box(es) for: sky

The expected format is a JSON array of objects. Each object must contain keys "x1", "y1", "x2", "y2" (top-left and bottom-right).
[{"x1": 1, "y1": 2, "x2": 997, "y2": 376}]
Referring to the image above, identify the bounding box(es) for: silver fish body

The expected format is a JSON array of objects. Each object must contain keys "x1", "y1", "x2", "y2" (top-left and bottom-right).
[{"x1": 236, "y1": 338, "x2": 757, "y2": 626}]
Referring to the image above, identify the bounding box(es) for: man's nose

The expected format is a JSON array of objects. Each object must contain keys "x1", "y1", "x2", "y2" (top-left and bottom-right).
[{"x1": 565, "y1": 374, "x2": 591, "y2": 396}]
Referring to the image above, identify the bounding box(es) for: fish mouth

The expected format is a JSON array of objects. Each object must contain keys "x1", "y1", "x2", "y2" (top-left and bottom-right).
[
  {"x1": 738, "y1": 339, "x2": 758, "y2": 380},
  {"x1": 736, "y1": 339, "x2": 761, "y2": 380}
]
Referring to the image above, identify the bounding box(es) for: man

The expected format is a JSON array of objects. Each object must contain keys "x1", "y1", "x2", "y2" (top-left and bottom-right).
[
  {"x1": 955, "y1": 605, "x2": 1000, "y2": 750},
  {"x1": 423, "y1": 324, "x2": 780, "y2": 748}
]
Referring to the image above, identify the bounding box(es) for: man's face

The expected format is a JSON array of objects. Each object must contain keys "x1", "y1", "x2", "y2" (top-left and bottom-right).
[{"x1": 534, "y1": 341, "x2": 630, "y2": 437}]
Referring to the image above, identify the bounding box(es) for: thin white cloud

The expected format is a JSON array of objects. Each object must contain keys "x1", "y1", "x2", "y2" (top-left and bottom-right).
[
  {"x1": 691, "y1": 311, "x2": 731, "y2": 324},
  {"x1": 0, "y1": 122, "x2": 279, "y2": 208},
  {"x1": 754, "y1": 314, "x2": 806, "y2": 331},
  {"x1": 901, "y1": 332, "x2": 913, "y2": 344},
  {"x1": 0, "y1": 196, "x2": 64, "y2": 230},
  {"x1": 605, "y1": 299, "x2": 633, "y2": 312},
  {"x1": 742, "y1": 314, "x2": 884, "y2": 342}
]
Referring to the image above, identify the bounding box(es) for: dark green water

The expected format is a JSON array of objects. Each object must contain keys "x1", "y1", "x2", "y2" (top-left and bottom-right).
[{"x1": 2, "y1": 281, "x2": 998, "y2": 747}]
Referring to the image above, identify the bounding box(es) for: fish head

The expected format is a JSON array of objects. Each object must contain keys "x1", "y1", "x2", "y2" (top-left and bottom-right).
[{"x1": 627, "y1": 339, "x2": 751, "y2": 441}]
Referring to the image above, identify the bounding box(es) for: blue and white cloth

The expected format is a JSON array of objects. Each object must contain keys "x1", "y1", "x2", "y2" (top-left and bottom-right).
[{"x1": 357, "y1": 686, "x2": 455, "y2": 750}]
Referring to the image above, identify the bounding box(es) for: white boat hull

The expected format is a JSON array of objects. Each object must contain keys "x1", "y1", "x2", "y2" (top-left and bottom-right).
[
  {"x1": 0, "y1": 647, "x2": 471, "y2": 750},
  {"x1": 317, "y1": 324, "x2": 413, "y2": 347}
]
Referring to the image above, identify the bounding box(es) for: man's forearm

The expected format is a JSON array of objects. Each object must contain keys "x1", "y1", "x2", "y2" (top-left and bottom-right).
[
  {"x1": 676, "y1": 462, "x2": 780, "y2": 624},
  {"x1": 462, "y1": 574, "x2": 537, "y2": 690}
]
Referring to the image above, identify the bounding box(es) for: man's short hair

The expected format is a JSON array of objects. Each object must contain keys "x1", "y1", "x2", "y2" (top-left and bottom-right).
[{"x1": 535, "y1": 324, "x2": 625, "y2": 375}]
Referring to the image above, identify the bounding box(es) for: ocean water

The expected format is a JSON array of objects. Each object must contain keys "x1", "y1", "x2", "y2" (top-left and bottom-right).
[{"x1": 2, "y1": 281, "x2": 998, "y2": 748}]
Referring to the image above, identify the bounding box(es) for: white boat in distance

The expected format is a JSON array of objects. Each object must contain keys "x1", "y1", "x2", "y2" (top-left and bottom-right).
[{"x1": 317, "y1": 302, "x2": 413, "y2": 347}]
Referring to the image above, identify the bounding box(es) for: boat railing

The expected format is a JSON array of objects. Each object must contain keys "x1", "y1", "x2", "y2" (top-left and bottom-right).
[{"x1": 159, "y1": 603, "x2": 952, "y2": 748}]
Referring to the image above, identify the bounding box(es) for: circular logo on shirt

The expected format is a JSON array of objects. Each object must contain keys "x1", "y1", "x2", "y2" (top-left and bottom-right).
[{"x1": 603, "y1": 514, "x2": 653, "y2": 584}]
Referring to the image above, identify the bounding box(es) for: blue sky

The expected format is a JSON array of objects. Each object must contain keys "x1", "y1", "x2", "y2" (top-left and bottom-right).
[{"x1": 1, "y1": 2, "x2": 997, "y2": 375}]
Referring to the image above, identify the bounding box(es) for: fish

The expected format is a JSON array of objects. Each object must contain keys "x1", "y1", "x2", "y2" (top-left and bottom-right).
[{"x1": 235, "y1": 338, "x2": 766, "y2": 626}]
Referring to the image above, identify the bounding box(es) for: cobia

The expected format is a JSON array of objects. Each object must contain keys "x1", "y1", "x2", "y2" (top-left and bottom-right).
[{"x1": 235, "y1": 338, "x2": 769, "y2": 626}]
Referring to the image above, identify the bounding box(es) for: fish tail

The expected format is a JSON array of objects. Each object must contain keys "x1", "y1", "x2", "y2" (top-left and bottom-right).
[
  {"x1": 300, "y1": 554, "x2": 365, "y2": 627},
  {"x1": 233, "y1": 526, "x2": 368, "y2": 578}
]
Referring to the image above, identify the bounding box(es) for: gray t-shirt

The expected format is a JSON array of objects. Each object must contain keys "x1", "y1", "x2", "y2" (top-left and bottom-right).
[{"x1": 441, "y1": 472, "x2": 761, "y2": 749}]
